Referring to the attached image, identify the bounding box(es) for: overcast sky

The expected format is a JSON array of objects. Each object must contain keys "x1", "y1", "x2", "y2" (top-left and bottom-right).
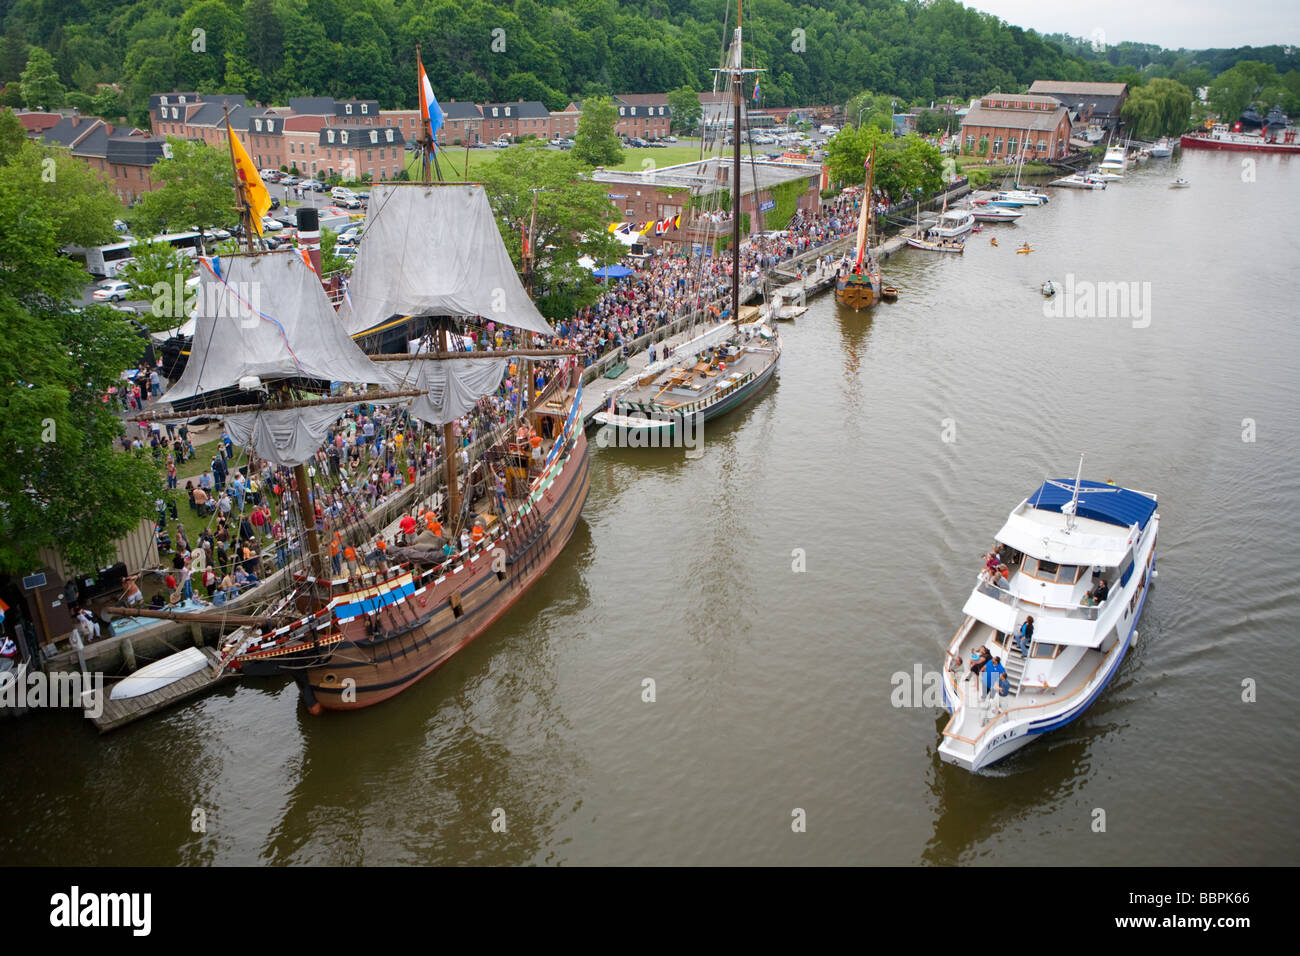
[{"x1": 967, "y1": 0, "x2": 1299, "y2": 51}]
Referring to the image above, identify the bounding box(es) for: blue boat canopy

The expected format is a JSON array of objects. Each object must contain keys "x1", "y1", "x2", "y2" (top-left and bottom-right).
[
  {"x1": 591, "y1": 265, "x2": 633, "y2": 278},
  {"x1": 1026, "y1": 479, "x2": 1157, "y2": 530}
]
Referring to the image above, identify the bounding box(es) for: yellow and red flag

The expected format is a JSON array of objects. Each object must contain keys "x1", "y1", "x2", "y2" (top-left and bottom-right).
[{"x1": 228, "y1": 122, "x2": 271, "y2": 234}]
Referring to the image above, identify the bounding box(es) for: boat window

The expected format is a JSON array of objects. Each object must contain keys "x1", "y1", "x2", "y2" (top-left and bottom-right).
[
  {"x1": 1119, "y1": 555, "x2": 1135, "y2": 588},
  {"x1": 1031, "y1": 642, "x2": 1058, "y2": 659}
]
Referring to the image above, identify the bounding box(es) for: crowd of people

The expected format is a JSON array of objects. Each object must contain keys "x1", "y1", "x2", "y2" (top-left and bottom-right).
[
  {"x1": 107, "y1": 195, "x2": 872, "y2": 619},
  {"x1": 559, "y1": 197, "x2": 861, "y2": 368}
]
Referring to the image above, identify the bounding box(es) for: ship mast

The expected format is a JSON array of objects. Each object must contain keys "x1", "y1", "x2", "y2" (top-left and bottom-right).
[{"x1": 714, "y1": 1, "x2": 762, "y2": 327}]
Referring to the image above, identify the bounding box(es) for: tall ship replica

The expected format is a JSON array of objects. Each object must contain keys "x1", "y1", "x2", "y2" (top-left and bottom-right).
[
  {"x1": 126, "y1": 85, "x2": 590, "y2": 713},
  {"x1": 937, "y1": 464, "x2": 1159, "y2": 771},
  {"x1": 835, "y1": 145, "x2": 883, "y2": 310},
  {"x1": 591, "y1": 10, "x2": 780, "y2": 444}
]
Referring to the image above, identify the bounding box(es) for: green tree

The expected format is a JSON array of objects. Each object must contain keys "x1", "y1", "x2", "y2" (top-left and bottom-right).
[
  {"x1": 667, "y1": 85, "x2": 701, "y2": 134},
  {"x1": 573, "y1": 95, "x2": 623, "y2": 167},
  {"x1": 118, "y1": 240, "x2": 193, "y2": 332},
  {"x1": 1208, "y1": 61, "x2": 1279, "y2": 121},
  {"x1": 1121, "y1": 78, "x2": 1193, "y2": 138},
  {"x1": 20, "y1": 48, "x2": 65, "y2": 110},
  {"x1": 131, "y1": 137, "x2": 235, "y2": 236},
  {"x1": 0, "y1": 134, "x2": 160, "y2": 574},
  {"x1": 477, "y1": 144, "x2": 623, "y2": 320},
  {"x1": 319, "y1": 228, "x2": 349, "y2": 274}
]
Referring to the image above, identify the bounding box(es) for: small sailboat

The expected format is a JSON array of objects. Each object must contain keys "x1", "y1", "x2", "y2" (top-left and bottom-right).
[{"x1": 835, "y1": 145, "x2": 883, "y2": 311}]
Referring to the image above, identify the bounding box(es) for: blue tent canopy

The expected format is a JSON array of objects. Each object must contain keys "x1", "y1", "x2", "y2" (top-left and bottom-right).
[
  {"x1": 591, "y1": 265, "x2": 633, "y2": 278},
  {"x1": 1027, "y1": 479, "x2": 1157, "y2": 530}
]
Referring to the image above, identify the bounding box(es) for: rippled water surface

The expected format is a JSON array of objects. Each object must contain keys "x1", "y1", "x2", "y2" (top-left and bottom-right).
[{"x1": 3, "y1": 151, "x2": 1297, "y2": 865}]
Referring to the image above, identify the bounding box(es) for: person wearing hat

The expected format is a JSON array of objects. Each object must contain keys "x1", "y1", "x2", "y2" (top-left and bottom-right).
[{"x1": 122, "y1": 575, "x2": 143, "y2": 606}]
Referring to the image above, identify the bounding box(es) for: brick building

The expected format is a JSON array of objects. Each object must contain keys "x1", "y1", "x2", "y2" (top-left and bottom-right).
[
  {"x1": 318, "y1": 125, "x2": 406, "y2": 181},
  {"x1": 1028, "y1": 81, "x2": 1128, "y2": 132},
  {"x1": 480, "y1": 100, "x2": 550, "y2": 141},
  {"x1": 959, "y1": 93, "x2": 1073, "y2": 161},
  {"x1": 36, "y1": 114, "x2": 167, "y2": 202}
]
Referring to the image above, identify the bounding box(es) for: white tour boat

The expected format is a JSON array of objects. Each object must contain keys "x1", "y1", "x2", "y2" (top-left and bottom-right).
[
  {"x1": 1098, "y1": 144, "x2": 1127, "y2": 176},
  {"x1": 938, "y1": 467, "x2": 1159, "y2": 772}
]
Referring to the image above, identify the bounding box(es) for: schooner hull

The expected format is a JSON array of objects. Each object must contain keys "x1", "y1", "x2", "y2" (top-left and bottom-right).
[{"x1": 268, "y1": 431, "x2": 590, "y2": 712}]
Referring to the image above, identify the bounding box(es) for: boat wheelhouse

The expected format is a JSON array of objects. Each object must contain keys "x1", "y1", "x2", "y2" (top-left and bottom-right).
[{"x1": 938, "y1": 474, "x2": 1159, "y2": 772}]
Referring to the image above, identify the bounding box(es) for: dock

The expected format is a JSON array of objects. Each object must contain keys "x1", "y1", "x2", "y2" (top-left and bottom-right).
[{"x1": 87, "y1": 646, "x2": 234, "y2": 733}]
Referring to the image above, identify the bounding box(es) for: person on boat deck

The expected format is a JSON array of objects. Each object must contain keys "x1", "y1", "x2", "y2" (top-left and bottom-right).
[
  {"x1": 1085, "y1": 578, "x2": 1110, "y2": 606},
  {"x1": 996, "y1": 671, "x2": 1011, "y2": 709},
  {"x1": 1016, "y1": 616, "x2": 1035, "y2": 656},
  {"x1": 122, "y1": 575, "x2": 143, "y2": 606},
  {"x1": 494, "y1": 472, "x2": 507, "y2": 516},
  {"x1": 968, "y1": 645, "x2": 991, "y2": 684},
  {"x1": 442, "y1": 540, "x2": 456, "y2": 562},
  {"x1": 983, "y1": 657, "x2": 1005, "y2": 700},
  {"x1": 471, "y1": 521, "x2": 485, "y2": 546},
  {"x1": 399, "y1": 513, "x2": 417, "y2": 544},
  {"x1": 459, "y1": 529, "x2": 471, "y2": 552}
]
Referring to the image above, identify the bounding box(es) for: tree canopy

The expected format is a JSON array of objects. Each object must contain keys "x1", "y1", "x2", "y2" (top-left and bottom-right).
[
  {"x1": 573, "y1": 96, "x2": 623, "y2": 167},
  {"x1": 0, "y1": 109, "x2": 159, "y2": 575},
  {"x1": 3, "y1": 0, "x2": 1291, "y2": 130}
]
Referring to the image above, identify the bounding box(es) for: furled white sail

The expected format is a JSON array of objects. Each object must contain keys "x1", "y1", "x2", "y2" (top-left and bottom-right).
[
  {"x1": 339, "y1": 184, "x2": 555, "y2": 338},
  {"x1": 221, "y1": 405, "x2": 347, "y2": 467},
  {"x1": 162, "y1": 252, "x2": 396, "y2": 403},
  {"x1": 388, "y1": 358, "x2": 508, "y2": 426}
]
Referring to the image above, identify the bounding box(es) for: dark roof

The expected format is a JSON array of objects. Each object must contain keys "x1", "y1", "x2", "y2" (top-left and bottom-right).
[
  {"x1": 290, "y1": 97, "x2": 337, "y2": 115},
  {"x1": 247, "y1": 113, "x2": 284, "y2": 135},
  {"x1": 41, "y1": 116, "x2": 104, "y2": 148},
  {"x1": 318, "y1": 125, "x2": 405, "y2": 148},
  {"x1": 1027, "y1": 479, "x2": 1158, "y2": 530},
  {"x1": 149, "y1": 92, "x2": 201, "y2": 110},
  {"x1": 441, "y1": 101, "x2": 482, "y2": 120},
  {"x1": 482, "y1": 101, "x2": 549, "y2": 119},
  {"x1": 334, "y1": 100, "x2": 379, "y2": 118},
  {"x1": 68, "y1": 124, "x2": 111, "y2": 157},
  {"x1": 106, "y1": 136, "x2": 166, "y2": 166}
]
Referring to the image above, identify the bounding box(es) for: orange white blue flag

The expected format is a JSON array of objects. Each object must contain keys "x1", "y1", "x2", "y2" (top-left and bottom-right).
[{"x1": 417, "y1": 56, "x2": 445, "y2": 150}]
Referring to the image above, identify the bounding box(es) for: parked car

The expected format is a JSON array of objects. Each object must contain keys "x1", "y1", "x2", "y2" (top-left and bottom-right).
[
  {"x1": 261, "y1": 216, "x2": 285, "y2": 231},
  {"x1": 281, "y1": 176, "x2": 299, "y2": 186},
  {"x1": 355, "y1": 191, "x2": 370, "y2": 201},
  {"x1": 664, "y1": 135, "x2": 678, "y2": 143},
  {"x1": 492, "y1": 137, "x2": 510, "y2": 148},
  {"x1": 208, "y1": 227, "x2": 232, "y2": 240},
  {"x1": 335, "y1": 196, "x2": 362, "y2": 209},
  {"x1": 92, "y1": 280, "x2": 133, "y2": 302}
]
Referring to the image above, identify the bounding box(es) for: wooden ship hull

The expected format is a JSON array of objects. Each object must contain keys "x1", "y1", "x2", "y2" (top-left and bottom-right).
[
  {"x1": 237, "y1": 428, "x2": 589, "y2": 712},
  {"x1": 835, "y1": 272, "x2": 881, "y2": 311}
]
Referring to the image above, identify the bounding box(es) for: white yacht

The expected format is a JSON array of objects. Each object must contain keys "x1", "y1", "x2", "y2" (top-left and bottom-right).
[
  {"x1": 1149, "y1": 138, "x2": 1173, "y2": 158},
  {"x1": 1049, "y1": 172, "x2": 1107, "y2": 190},
  {"x1": 1098, "y1": 144, "x2": 1127, "y2": 176},
  {"x1": 938, "y1": 469, "x2": 1159, "y2": 772},
  {"x1": 928, "y1": 208, "x2": 975, "y2": 238},
  {"x1": 993, "y1": 188, "x2": 1048, "y2": 206}
]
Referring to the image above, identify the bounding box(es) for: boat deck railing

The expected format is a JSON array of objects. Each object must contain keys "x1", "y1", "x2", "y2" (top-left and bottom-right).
[{"x1": 974, "y1": 578, "x2": 1101, "y2": 621}]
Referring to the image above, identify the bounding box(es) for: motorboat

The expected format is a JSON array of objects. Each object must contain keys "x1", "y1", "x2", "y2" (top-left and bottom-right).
[
  {"x1": 1149, "y1": 138, "x2": 1173, "y2": 158},
  {"x1": 928, "y1": 208, "x2": 975, "y2": 237},
  {"x1": 1170, "y1": 178, "x2": 1190, "y2": 188},
  {"x1": 938, "y1": 468, "x2": 1159, "y2": 771},
  {"x1": 1049, "y1": 172, "x2": 1107, "y2": 190}
]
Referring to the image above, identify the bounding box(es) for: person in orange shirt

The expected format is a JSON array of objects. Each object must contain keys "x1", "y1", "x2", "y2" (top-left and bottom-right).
[
  {"x1": 329, "y1": 535, "x2": 341, "y2": 575},
  {"x1": 529, "y1": 429, "x2": 542, "y2": 464},
  {"x1": 343, "y1": 544, "x2": 358, "y2": 575},
  {"x1": 425, "y1": 512, "x2": 442, "y2": 537},
  {"x1": 470, "y1": 521, "x2": 484, "y2": 545}
]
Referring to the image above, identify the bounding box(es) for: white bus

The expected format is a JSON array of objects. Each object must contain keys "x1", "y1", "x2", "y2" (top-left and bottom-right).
[{"x1": 71, "y1": 231, "x2": 206, "y2": 278}]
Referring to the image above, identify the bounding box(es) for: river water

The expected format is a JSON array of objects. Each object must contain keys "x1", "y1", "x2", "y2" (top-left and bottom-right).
[{"x1": 3, "y1": 150, "x2": 1297, "y2": 866}]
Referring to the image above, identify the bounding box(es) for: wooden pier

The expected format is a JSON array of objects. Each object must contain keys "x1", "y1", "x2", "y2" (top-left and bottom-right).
[{"x1": 87, "y1": 647, "x2": 235, "y2": 733}]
